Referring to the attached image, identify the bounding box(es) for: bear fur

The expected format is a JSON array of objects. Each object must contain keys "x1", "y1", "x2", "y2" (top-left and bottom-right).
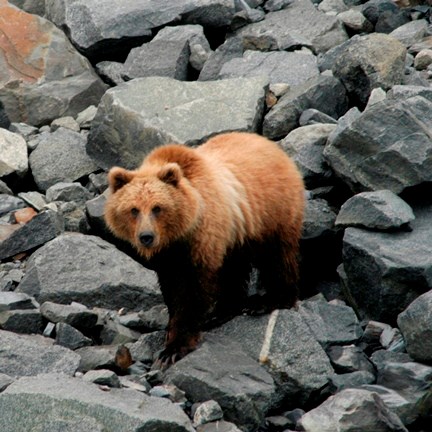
[{"x1": 105, "y1": 132, "x2": 305, "y2": 365}]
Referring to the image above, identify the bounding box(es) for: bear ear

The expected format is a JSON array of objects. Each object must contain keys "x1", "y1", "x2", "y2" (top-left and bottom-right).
[
  {"x1": 108, "y1": 167, "x2": 133, "y2": 192},
  {"x1": 158, "y1": 163, "x2": 182, "y2": 186}
]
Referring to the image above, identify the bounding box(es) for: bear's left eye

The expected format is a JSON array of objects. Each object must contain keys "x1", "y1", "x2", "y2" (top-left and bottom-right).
[
  {"x1": 152, "y1": 206, "x2": 162, "y2": 216},
  {"x1": 131, "y1": 207, "x2": 139, "y2": 218}
]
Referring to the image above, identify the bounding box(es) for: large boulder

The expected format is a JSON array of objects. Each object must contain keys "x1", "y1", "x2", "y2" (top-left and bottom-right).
[
  {"x1": 0, "y1": 2, "x2": 106, "y2": 126},
  {"x1": 324, "y1": 96, "x2": 432, "y2": 194},
  {"x1": 87, "y1": 76, "x2": 268, "y2": 170},
  {"x1": 17, "y1": 233, "x2": 161, "y2": 311}
]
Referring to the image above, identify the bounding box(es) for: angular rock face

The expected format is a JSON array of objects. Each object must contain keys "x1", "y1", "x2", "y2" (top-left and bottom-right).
[
  {"x1": 0, "y1": 2, "x2": 107, "y2": 126},
  {"x1": 324, "y1": 96, "x2": 432, "y2": 193},
  {"x1": 17, "y1": 233, "x2": 161, "y2": 311},
  {"x1": 0, "y1": 373, "x2": 195, "y2": 432},
  {"x1": 87, "y1": 76, "x2": 268, "y2": 169}
]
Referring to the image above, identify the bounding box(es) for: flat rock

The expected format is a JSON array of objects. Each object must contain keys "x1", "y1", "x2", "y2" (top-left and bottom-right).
[
  {"x1": 324, "y1": 96, "x2": 432, "y2": 193},
  {"x1": 87, "y1": 76, "x2": 268, "y2": 170},
  {"x1": 0, "y1": 330, "x2": 80, "y2": 377},
  {"x1": 0, "y1": 129, "x2": 28, "y2": 178},
  {"x1": 17, "y1": 233, "x2": 161, "y2": 311},
  {"x1": 0, "y1": 309, "x2": 44, "y2": 334},
  {"x1": 336, "y1": 190, "x2": 415, "y2": 230},
  {"x1": 29, "y1": 128, "x2": 98, "y2": 192},
  {"x1": 219, "y1": 50, "x2": 319, "y2": 85},
  {"x1": 0, "y1": 373, "x2": 194, "y2": 432},
  {"x1": 165, "y1": 334, "x2": 275, "y2": 432},
  {"x1": 236, "y1": 0, "x2": 348, "y2": 53},
  {"x1": 212, "y1": 309, "x2": 334, "y2": 407},
  {"x1": 0, "y1": 2, "x2": 106, "y2": 126},
  {"x1": 299, "y1": 388, "x2": 407, "y2": 432},
  {"x1": 0, "y1": 292, "x2": 38, "y2": 312},
  {"x1": 0, "y1": 209, "x2": 63, "y2": 261}
]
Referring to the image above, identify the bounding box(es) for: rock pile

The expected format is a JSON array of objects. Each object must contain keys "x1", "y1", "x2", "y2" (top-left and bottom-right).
[{"x1": 1, "y1": 0, "x2": 432, "y2": 431}]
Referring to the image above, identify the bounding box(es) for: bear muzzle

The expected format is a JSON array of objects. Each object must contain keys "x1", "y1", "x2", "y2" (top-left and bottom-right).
[{"x1": 139, "y1": 231, "x2": 155, "y2": 247}]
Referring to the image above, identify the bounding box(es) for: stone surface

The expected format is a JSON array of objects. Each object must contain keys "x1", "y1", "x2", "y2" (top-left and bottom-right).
[
  {"x1": 87, "y1": 76, "x2": 268, "y2": 170},
  {"x1": 17, "y1": 233, "x2": 161, "y2": 311},
  {"x1": 0, "y1": 129, "x2": 28, "y2": 178},
  {"x1": 0, "y1": 373, "x2": 195, "y2": 432},
  {"x1": 46, "y1": 182, "x2": 93, "y2": 204},
  {"x1": 0, "y1": 2, "x2": 106, "y2": 126}
]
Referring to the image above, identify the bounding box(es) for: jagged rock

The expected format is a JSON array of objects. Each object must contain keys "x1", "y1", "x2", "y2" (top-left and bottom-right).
[
  {"x1": 76, "y1": 105, "x2": 97, "y2": 129},
  {"x1": 196, "y1": 421, "x2": 242, "y2": 432},
  {"x1": 219, "y1": 50, "x2": 319, "y2": 85},
  {"x1": 165, "y1": 334, "x2": 275, "y2": 432},
  {"x1": 0, "y1": 129, "x2": 27, "y2": 179},
  {"x1": 123, "y1": 40, "x2": 190, "y2": 81},
  {"x1": 0, "y1": 373, "x2": 14, "y2": 392},
  {"x1": 83, "y1": 369, "x2": 121, "y2": 388},
  {"x1": 335, "y1": 190, "x2": 415, "y2": 230},
  {"x1": 0, "y1": 2, "x2": 106, "y2": 126},
  {"x1": 327, "y1": 345, "x2": 375, "y2": 375},
  {"x1": 8, "y1": 0, "x2": 45, "y2": 15},
  {"x1": 100, "y1": 319, "x2": 141, "y2": 345},
  {"x1": 0, "y1": 292, "x2": 38, "y2": 311},
  {"x1": 299, "y1": 109, "x2": 338, "y2": 126},
  {"x1": 263, "y1": 74, "x2": 348, "y2": 139},
  {"x1": 299, "y1": 388, "x2": 408, "y2": 432},
  {"x1": 129, "y1": 331, "x2": 166, "y2": 365},
  {"x1": 362, "y1": 0, "x2": 410, "y2": 33},
  {"x1": 55, "y1": 322, "x2": 93, "y2": 350},
  {"x1": 212, "y1": 310, "x2": 333, "y2": 407},
  {"x1": 341, "y1": 202, "x2": 432, "y2": 323},
  {"x1": 29, "y1": 128, "x2": 98, "y2": 192},
  {"x1": 76, "y1": 345, "x2": 120, "y2": 373},
  {"x1": 51, "y1": 116, "x2": 80, "y2": 133},
  {"x1": 17, "y1": 191, "x2": 47, "y2": 211},
  {"x1": 0, "y1": 330, "x2": 80, "y2": 377},
  {"x1": 193, "y1": 400, "x2": 224, "y2": 426},
  {"x1": 324, "y1": 96, "x2": 432, "y2": 193},
  {"x1": 46, "y1": 182, "x2": 93, "y2": 204},
  {"x1": 303, "y1": 199, "x2": 337, "y2": 240},
  {"x1": 299, "y1": 299, "x2": 362, "y2": 349},
  {"x1": 337, "y1": 9, "x2": 374, "y2": 34},
  {"x1": 57, "y1": 202, "x2": 91, "y2": 234},
  {"x1": 389, "y1": 19, "x2": 429, "y2": 47},
  {"x1": 0, "y1": 373, "x2": 195, "y2": 432},
  {"x1": 0, "y1": 309, "x2": 44, "y2": 334},
  {"x1": 397, "y1": 290, "x2": 432, "y2": 362},
  {"x1": 236, "y1": 0, "x2": 348, "y2": 53},
  {"x1": 0, "y1": 209, "x2": 63, "y2": 261},
  {"x1": 0, "y1": 194, "x2": 26, "y2": 217},
  {"x1": 45, "y1": 0, "x2": 235, "y2": 61},
  {"x1": 87, "y1": 76, "x2": 268, "y2": 170},
  {"x1": 328, "y1": 371, "x2": 376, "y2": 393},
  {"x1": 17, "y1": 233, "x2": 161, "y2": 311},
  {"x1": 280, "y1": 124, "x2": 336, "y2": 189}
]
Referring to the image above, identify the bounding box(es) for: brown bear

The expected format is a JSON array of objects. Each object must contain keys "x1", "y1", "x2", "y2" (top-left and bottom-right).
[{"x1": 104, "y1": 132, "x2": 305, "y2": 366}]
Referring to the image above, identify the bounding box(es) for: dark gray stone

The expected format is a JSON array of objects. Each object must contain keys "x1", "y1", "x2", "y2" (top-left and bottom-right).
[
  {"x1": 327, "y1": 345, "x2": 375, "y2": 375},
  {"x1": 55, "y1": 322, "x2": 92, "y2": 350},
  {"x1": 0, "y1": 292, "x2": 38, "y2": 312},
  {"x1": 165, "y1": 334, "x2": 275, "y2": 432},
  {"x1": 0, "y1": 309, "x2": 44, "y2": 334},
  {"x1": 299, "y1": 109, "x2": 338, "y2": 126},
  {"x1": 83, "y1": 369, "x2": 120, "y2": 388},
  {"x1": 87, "y1": 76, "x2": 268, "y2": 170},
  {"x1": 17, "y1": 233, "x2": 161, "y2": 311},
  {"x1": 302, "y1": 198, "x2": 337, "y2": 240},
  {"x1": 76, "y1": 345, "x2": 120, "y2": 373},
  {"x1": 0, "y1": 194, "x2": 26, "y2": 217},
  {"x1": 46, "y1": 182, "x2": 93, "y2": 204},
  {"x1": 328, "y1": 371, "x2": 376, "y2": 393},
  {"x1": 0, "y1": 209, "x2": 63, "y2": 261},
  {"x1": 29, "y1": 128, "x2": 98, "y2": 192},
  {"x1": 0, "y1": 373, "x2": 194, "y2": 432},
  {"x1": 0, "y1": 330, "x2": 80, "y2": 377}
]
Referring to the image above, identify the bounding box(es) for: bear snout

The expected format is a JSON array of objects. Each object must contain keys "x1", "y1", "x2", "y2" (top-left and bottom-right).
[{"x1": 139, "y1": 231, "x2": 155, "y2": 247}]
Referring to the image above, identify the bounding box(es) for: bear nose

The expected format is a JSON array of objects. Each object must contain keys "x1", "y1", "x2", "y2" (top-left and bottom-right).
[{"x1": 139, "y1": 231, "x2": 155, "y2": 247}]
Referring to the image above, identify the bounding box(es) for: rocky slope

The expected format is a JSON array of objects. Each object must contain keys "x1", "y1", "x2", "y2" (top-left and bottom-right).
[{"x1": 1, "y1": 0, "x2": 432, "y2": 431}]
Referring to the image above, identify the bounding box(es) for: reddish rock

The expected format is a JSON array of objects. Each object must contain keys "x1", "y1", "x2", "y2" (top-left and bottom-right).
[{"x1": 14, "y1": 207, "x2": 38, "y2": 224}]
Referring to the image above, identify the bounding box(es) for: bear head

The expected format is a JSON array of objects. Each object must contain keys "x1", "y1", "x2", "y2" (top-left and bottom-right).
[{"x1": 104, "y1": 162, "x2": 201, "y2": 259}]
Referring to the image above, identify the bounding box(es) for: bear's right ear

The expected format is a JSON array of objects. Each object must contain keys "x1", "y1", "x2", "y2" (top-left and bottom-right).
[{"x1": 108, "y1": 167, "x2": 133, "y2": 192}]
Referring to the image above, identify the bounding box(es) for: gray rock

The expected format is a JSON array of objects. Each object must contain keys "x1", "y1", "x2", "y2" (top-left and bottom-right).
[
  {"x1": 212, "y1": 309, "x2": 334, "y2": 407},
  {"x1": 299, "y1": 388, "x2": 407, "y2": 431},
  {"x1": 303, "y1": 198, "x2": 337, "y2": 240},
  {"x1": 29, "y1": 128, "x2": 98, "y2": 192},
  {"x1": 83, "y1": 369, "x2": 121, "y2": 388},
  {"x1": 58, "y1": 201, "x2": 91, "y2": 234},
  {"x1": 341, "y1": 203, "x2": 432, "y2": 323},
  {"x1": 55, "y1": 322, "x2": 93, "y2": 350},
  {"x1": 327, "y1": 345, "x2": 375, "y2": 375},
  {"x1": 193, "y1": 400, "x2": 224, "y2": 426},
  {"x1": 0, "y1": 292, "x2": 38, "y2": 312},
  {"x1": 336, "y1": 190, "x2": 415, "y2": 230},
  {"x1": 17, "y1": 233, "x2": 161, "y2": 311},
  {"x1": 0, "y1": 309, "x2": 44, "y2": 334},
  {"x1": 17, "y1": 191, "x2": 47, "y2": 211},
  {"x1": 0, "y1": 373, "x2": 14, "y2": 392},
  {"x1": 123, "y1": 40, "x2": 190, "y2": 81},
  {"x1": 361, "y1": 0, "x2": 410, "y2": 33},
  {"x1": 397, "y1": 290, "x2": 432, "y2": 362},
  {"x1": 337, "y1": 9, "x2": 373, "y2": 34},
  {"x1": 100, "y1": 319, "x2": 141, "y2": 345},
  {"x1": 0, "y1": 330, "x2": 80, "y2": 377},
  {"x1": 46, "y1": 182, "x2": 93, "y2": 204},
  {"x1": 324, "y1": 96, "x2": 432, "y2": 193},
  {"x1": 76, "y1": 345, "x2": 120, "y2": 373},
  {"x1": 199, "y1": 36, "x2": 244, "y2": 81},
  {"x1": 51, "y1": 116, "x2": 80, "y2": 133},
  {"x1": 328, "y1": 371, "x2": 376, "y2": 393},
  {"x1": 299, "y1": 299, "x2": 363, "y2": 348},
  {"x1": 129, "y1": 331, "x2": 166, "y2": 364},
  {"x1": 0, "y1": 129, "x2": 28, "y2": 178},
  {"x1": 0, "y1": 194, "x2": 26, "y2": 217},
  {"x1": 40, "y1": 301, "x2": 98, "y2": 331},
  {"x1": 299, "y1": 109, "x2": 338, "y2": 126},
  {"x1": 196, "y1": 421, "x2": 243, "y2": 432},
  {"x1": 0, "y1": 209, "x2": 63, "y2": 261},
  {"x1": 331, "y1": 33, "x2": 406, "y2": 107},
  {"x1": 8, "y1": 0, "x2": 45, "y2": 15},
  {"x1": 280, "y1": 124, "x2": 336, "y2": 189},
  {"x1": 138, "y1": 304, "x2": 169, "y2": 331},
  {"x1": 0, "y1": 373, "x2": 194, "y2": 432},
  {"x1": 236, "y1": 0, "x2": 348, "y2": 53},
  {"x1": 0, "y1": 4, "x2": 107, "y2": 127},
  {"x1": 165, "y1": 334, "x2": 275, "y2": 431},
  {"x1": 219, "y1": 50, "x2": 319, "y2": 85},
  {"x1": 389, "y1": 19, "x2": 429, "y2": 48},
  {"x1": 76, "y1": 105, "x2": 97, "y2": 129},
  {"x1": 263, "y1": 74, "x2": 348, "y2": 139},
  {"x1": 85, "y1": 193, "x2": 108, "y2": 235},
  {"x1": 95, "y1": 61, "x2": 126, "y2": 86},
  {"x1": 87, "y1": 76, "x2": 268, "y2": 170}
]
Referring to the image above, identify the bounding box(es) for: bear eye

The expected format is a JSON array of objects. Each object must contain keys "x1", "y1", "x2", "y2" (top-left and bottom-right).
[
  {"x1": 131, "y1": 207, "x2": 139, "y2": 218},
  {"x1": 152, "y1": 206, "x2": 162, "y2": 216}
]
